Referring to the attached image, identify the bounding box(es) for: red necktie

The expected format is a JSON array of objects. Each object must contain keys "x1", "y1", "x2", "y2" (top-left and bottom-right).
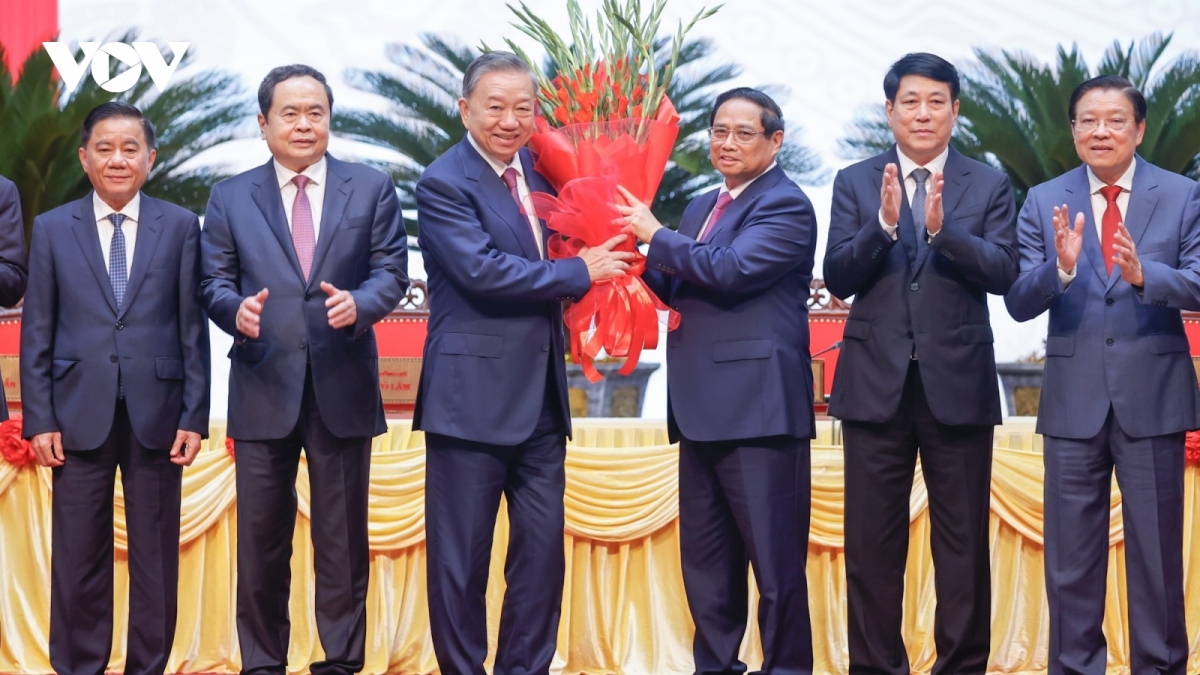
[
  {"x1": 502, "y1": 168, "x2": 542, "y2": 258},
  {"x1": 1099, "y1": 185, "x2": 1122, "y2": 275},
  {"x1": 698, "y1": 192, "x2": 733, "y2": 241},
  {"x1": 291, "y1": 175, "x2": 316, "y2": 280}
]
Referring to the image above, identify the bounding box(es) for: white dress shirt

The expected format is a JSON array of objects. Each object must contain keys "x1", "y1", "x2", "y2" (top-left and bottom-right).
[
  {"x1": 1059, "y1": 158, "x2": 1137, "y2": 285},
  {"x1": 468, "y1": 133, "x2": 544, "y2": 259},
  {"x1": 698, "y1": 161, "x2": 778, "y2": 239},
  {"x1": 878, "y1": 145, "x2": 950, "y2": 240},
  {"x1": 274, "y1": 156, "x2": 328, "y2": 242},
  {"x1": 94, "y1": 191, "x2": 140, "y2": 277}
]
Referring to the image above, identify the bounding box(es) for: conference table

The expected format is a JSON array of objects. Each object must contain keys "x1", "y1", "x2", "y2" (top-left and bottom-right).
[{"x1": 1, "y1": 418, "x2": 1198, "y2": 675}]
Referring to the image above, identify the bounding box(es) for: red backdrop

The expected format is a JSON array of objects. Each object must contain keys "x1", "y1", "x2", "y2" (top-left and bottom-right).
[{"x1": 0, "y1": 0, "x2": 58, "y2": 77}]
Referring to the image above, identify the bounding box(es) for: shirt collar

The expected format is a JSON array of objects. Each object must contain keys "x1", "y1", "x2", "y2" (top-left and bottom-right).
[
  {"x1": 93, "y1": 191, "x2": 141, "y2": 223},
  {"x1": 467, "y1": 133, "x2": 525, "y2": 179},
  {"x1": 895, "y1": 145, "x2": 950, "y2": 182},
  {"x1": 722, "y1": 161, "x2": 778, "y2": 200},
  {"x1": 274, "y1": 155, "x2": 328, "y2": 190},
  {"x1": 1086, "y1": 157, "x2": 1137, "y2": 195}
]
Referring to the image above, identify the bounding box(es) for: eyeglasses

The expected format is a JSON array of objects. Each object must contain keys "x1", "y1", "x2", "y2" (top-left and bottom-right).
[
  {"x1": 1072, "y1": 116, "x2": 1133, "y2": 133},
  {"x1": 708, "y1": 127, "x2": 767, "y2": 144}
]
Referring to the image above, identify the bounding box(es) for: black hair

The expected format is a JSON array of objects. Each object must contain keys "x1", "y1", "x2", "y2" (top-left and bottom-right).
[
  {"x1": 883, "y1": 52, "x2": 960, "y2": 102},
  {"x1": 81, "y1": 101, "x2": 156, "y2": 149},
  {"x1": 258, "y1": 64, "x2": 334, "y2": 116},
  {"x1": 1068, "y1": 75, "x2": 1147, "y2": 124},
  {"x1": 708, "y1": 87, "x2": 785, "y2": 135}
]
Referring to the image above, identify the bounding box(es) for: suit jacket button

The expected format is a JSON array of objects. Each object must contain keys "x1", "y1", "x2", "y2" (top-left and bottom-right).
[
  {"x1": 910, "y1": 282, "x2": 919, "y2": 291},
  {"x1": 299, "y1": 339, "x2": 308, "y2": 349},
  {"x1": 304, "y1": 293, "x2": 312, "y2": 302},
  {"x1": 110, "y1": 354, "x2": 118, "y2": 362},
  {"x1": 541, "y1": 344, "x2": 550, "y2": 352},
  {"x1": 1106, "y1": 338, "x2": 1115, "y2": 346},
  {"x1": 1105, "y1": 297, "x2": 1114, "y2": 306},
  {"x1": 115, "y1": 321, "x2": 124, "y2": 330}
]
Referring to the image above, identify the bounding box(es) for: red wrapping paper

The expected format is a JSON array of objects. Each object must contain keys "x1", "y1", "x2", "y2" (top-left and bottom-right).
[
  {"x1": 527, "y1": 99, "x2": 683, "y2": 382},
  {"x1": 530, "y1": 174, "x2": 680, "y2": 382}
]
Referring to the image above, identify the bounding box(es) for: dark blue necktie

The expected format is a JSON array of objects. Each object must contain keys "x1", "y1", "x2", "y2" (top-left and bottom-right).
[
  {"x1": 108, "y1": 213, "x2": 128, "y2": 398},
  {"x1": 108, "y1": 213, "x2": 128, "y2": 308}
]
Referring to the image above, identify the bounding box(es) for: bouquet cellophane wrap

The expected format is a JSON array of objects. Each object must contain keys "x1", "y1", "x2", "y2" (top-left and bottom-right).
[
  {"x1": 530, "y1": 174, "x2": 680, "y2": 383},
  {"x1": 527, "y1": 99, "x2": 683, "y2": 382}
]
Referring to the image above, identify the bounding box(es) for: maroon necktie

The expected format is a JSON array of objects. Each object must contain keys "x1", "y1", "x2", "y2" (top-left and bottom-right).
[
  {"x1": 1099, "y1": 185, "x2": 1122, "y2": 275},
  {"x1": 698, "y1": 192, "x2": 733, "y2": 241},
  {"x1": 291, "y1": 175, "x2": 316, "y2": 280},
  {"x1": 502, "y1": 167, "x2": 542, "y2": 258}
]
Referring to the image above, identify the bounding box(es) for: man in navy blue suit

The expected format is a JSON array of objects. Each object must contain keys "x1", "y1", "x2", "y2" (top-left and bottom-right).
[
  {"x1": 200, "y1": 65, "x2": 408, "y2": 675},
  {"x1": 618, "y1": 87, "x2": 817, "y2": 675},
  {"x1": 413, "y1": 51, "x2": 633, "y2": 675},
  {"x1": 823, "y1": 53, "x2": 1018, "y2": 675},
  {"x1": 1006, "y1": 75, "x2": 1200, "y2": 675},
  {"x1": 0, "y1": 175, "x2": 27, "y2": 420},
  {"x1": 21, "y1": 102, "x2": 210, "y2": 675}
]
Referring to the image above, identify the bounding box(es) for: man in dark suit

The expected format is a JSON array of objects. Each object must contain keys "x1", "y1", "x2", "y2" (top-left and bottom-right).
[
  {"x1": 199, "y1": 65, "x2": 408, "y2": 675},
  {"x1": 0, "y1": 175, "x2": 27, "y2": 419},
  {"x1": 823, "y1": 53, "x2": 1018, "y2": 675},
  {"x1": 1005, "y1": 76, "x2": 1200, "y2": 675},
  {"x1": 413, "y1": 51, "x2": 632, "y2": 675},
  {"x1": 618, "y1": 87, "x2": 817, "y2": 675},
  {"x1": 21, "y1": 102, "x2": 210, "y2": 675}
]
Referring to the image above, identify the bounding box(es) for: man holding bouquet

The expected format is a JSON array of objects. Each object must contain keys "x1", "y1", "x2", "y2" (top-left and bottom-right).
[
  {"x1": 618, "y1": 87, "x2": 818, "y2": 675},
  {"x1": 413, "y1": 51, "x2": 633, "y2": 675}
]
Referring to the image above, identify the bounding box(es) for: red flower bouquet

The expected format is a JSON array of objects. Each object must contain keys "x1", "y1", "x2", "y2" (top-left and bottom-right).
[
  {"x1": 503, "y1": 0, "x2": 718, "y2": 381},
  {"x1": 0, "y1": 415, "x2": 36, "y2": 468},
  {"x1": 1186, "y1": 430, "x2": 1200, "y2": 465}
]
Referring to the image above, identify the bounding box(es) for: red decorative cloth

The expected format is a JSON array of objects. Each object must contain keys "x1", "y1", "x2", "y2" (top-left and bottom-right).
[
  {"x1": 1186, "y1": 430, "x2": 1200, "y2": 465},
  {"x1": 0, "y1": 415, "x2": 36, "y2": 468}
]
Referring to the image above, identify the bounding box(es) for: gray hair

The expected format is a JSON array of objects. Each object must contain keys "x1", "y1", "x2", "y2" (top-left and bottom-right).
[{"x1": 462, "y1": 51, "x2": 537, "y2": 99}]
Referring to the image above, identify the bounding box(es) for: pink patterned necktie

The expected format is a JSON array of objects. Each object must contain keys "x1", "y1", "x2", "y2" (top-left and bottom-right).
[
  {"x1": 698, "y1": 191, "x2": 733, "y2": 241},
  {"x1": 502, "y1": 167, "x2": 542, "y2": 258},
  {"x1": 291, "y1": 175, "x2": 316, "y2": 280}
]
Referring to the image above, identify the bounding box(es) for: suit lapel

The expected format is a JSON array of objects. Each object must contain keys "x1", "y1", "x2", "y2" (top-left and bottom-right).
[
  {"x1": 308, "y1": 155, "x2": 351, "y2": 289},
  {"x1": 71, "y1": 196, "x2": 118, "y2": 314},
  {"x1": 701, "y1": 165, "x2": 784, "y2": 242},
  {"x1": 250, "y1": 159, "x2": 305, "y2": 282},
  {"x1": 1061, "y1": 167, "x2": 1107, "y2": 284},
  {"x1": 520, "y1": 150, "x2": 551, "y2": 255},
  {"x1": 118, "y1": 195, "x2": 164, "y2": 318},
  {"x1": 682, "y1": 190, "x2": 719, "y2": 241},
  {"x1": 1114, "y1": 158, "x2": 1159, "y2": 291},
  {"x1": 460, "y1": 139, "x2": 540, "y2": 261}
]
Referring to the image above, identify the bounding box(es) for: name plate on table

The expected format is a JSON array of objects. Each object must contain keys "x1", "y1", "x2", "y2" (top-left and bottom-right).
[
  {"x1": 1, "y1": 355, "x2": 18, "y2": 402},
  {"x1": 812, "y1": 358, "x2": 825, "y2": 404},
  {"x1": 379, "y1": 357, "x2": 422, "y2": 405}
]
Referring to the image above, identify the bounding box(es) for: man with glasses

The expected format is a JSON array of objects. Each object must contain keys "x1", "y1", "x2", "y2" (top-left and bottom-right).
[
  {"x1": 1006, "y1": 75, "x2": 1200, "y2": 675},
  {"x1": 618, "y1": 86, "x2": 817, "y2": 674},
  {"x1": 823, "y1": 53, "x2": 1017, "y2": 675}
]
